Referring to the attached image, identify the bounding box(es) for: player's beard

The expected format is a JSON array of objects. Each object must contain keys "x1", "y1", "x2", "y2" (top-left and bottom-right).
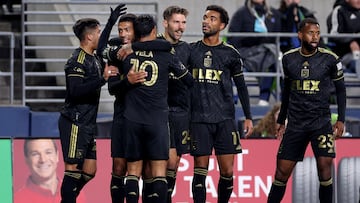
[
  {"x1": 302, "y1": 40, "x2": 318, "y2": 53},
  {"x1": 170, "y1": 29, "x2": 183, "y2": 41},
  {"x1": 203, "y1": 29, "x2": 217, "y2": 37}
]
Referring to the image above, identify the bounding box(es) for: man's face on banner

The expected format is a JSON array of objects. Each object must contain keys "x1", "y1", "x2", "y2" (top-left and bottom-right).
[{"x1": 25, "y1": 139, "x2": 59, "y2": 182}]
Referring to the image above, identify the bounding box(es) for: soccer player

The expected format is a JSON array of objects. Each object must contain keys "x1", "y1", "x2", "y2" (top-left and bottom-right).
[
  {"x1": 121, "y1": 14, "x2": 193, "y2": 203},
  {"x1": 158, "y1": 5, "x2": 191, "y2": 202},
  {"x1": 97, "y1": 6, "x2": 172, "y2": 202},
  {"x1": 97, "y1": 7, "x2": 146, "y2": 203},
  {"x1": 188, "y1": 5, "x2": 253, "y2": 203},
  {"x1": 267, "y1": 18, "x2": 346, "y2": 203},
  {"x1": 58, "y1": 18, "x2": 118, "y2": 203}
]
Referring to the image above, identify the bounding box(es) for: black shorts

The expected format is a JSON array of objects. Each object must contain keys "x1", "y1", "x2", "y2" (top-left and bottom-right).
[
  {"x1": 190, "y1": 119, "x2": 242, "y2": 156},
  {"x1": 124, "y1": 119, "x2": 169, "y2": 161},
  {"x1": 111, "y1": 113, "x2": 125, "y2": 158},
  {"x1": 277, "y1": 122, "x2": 335, "y2": 161},
  {"x1": 169, "y1": 111, "x2": 190, "y2": 155},
  {"x1": 58, "y1": 115, "x2": 97, "y2": 166}
]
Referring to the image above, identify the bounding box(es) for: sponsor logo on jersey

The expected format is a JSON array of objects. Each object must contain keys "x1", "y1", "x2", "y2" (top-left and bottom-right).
[
  {"x1": 301, "y1": 61, "x2": 310, "y2": 78},
  {"x1": 192, "y1": 68, "x2": 223, "y2": 84},
  {"x1": 203, "y1": 51, "x2": 212, "y2": 67}
]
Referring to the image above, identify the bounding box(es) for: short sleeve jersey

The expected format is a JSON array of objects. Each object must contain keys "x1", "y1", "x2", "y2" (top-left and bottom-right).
[
  {"x1": 189, "y1": 40, "x2": 244, "y2": 123},
  {"x1": 122, "y1": 48, "x2": 189, "y2": 125},
  {"x1": 281, "y1": 47, "x2": 344, "y2": 130}
]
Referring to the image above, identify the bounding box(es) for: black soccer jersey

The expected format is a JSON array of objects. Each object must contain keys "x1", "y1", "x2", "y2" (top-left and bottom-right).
[
  {"x1": 61, "y1": 48, "x2": 105, "y2": 125},
  {"x1": 64, "y1": 48, "x2": 105, "y2": 105},
  {"x1": 158, "y1": 34, "x2": 191, "y2": 112},
  {"x1": 107, "y1": 40, "x2": 174, "y2": 116},
  {"x1": 278, "y1": 47, "x2": 345, "y2": 131},
  {"x1": 189, "y1": 40, "x2": 248, "y2": 123},
  {"x1": 122, "y1": 42, "x2": 193, "y2": 125}
]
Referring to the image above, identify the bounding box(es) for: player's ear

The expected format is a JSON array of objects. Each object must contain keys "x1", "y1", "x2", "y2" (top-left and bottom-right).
[
  {"x1": 298, "y1": 31, "x2": 302, "y2": 41},
  {"x1": 219, "y1": 22, "x2": 225, "y2": 31},
  {"x1": 163, "y1": 19, "x2": 168, "y2": 28},
  {"x1": 86, "y1": 31, "x2": 94, "y2": 42}
]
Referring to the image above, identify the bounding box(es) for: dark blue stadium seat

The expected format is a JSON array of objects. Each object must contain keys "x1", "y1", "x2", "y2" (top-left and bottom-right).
[
  {"x1": 0, "y1": 106, "x2": 30, "y2": 137},
  {"x1": 30, "y1": 111, "x2": 60, "y2": 137}
]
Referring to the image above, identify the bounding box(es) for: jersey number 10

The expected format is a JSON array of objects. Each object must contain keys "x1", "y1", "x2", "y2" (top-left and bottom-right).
[{"x1": 130, "y1": 58, "x2": 159, "y2": 86}]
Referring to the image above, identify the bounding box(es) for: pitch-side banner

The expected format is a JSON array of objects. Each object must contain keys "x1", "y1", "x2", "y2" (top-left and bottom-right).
[{"x1": 13, "y1": 139, "x2": 360, "y2": 203}]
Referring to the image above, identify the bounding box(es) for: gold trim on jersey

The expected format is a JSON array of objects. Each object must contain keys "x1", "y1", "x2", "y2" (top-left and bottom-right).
[
  {"x1": 67, "y1": 74, "x2": 84, "y2": 78},
  {"x1": 177, "y1": 69, "x2": 189, "y2": 79},
  {"x1": 283, "y1": 47, "x2": 300, "y2": 56},
  {"x1": 68, "y1": 124, "x2": 78, "y2": 158},
  {"x1": 233, "y1": 73, "x2": 244, "y2": 77},
  {"x1": 333, "y1": 75, "x2": 344, "y2": 81},
  {"x1": 157, "y1": 33, "x2": 165, "y2": 39},
  {"x1": 170, "y1": 47, "x2": 176, "y2": 54},
  {"x1": 318, "y1": 47, "x2": 339, "y2": 59},
  {"x1": 77, "y1": 50, "x2": 86, "y2": 64},
  {"x1": 223, "y1": 41, "x2": 242, "y2": 55},
  {"x1": 299, "y1": 48, "x2": 318, "y2": 57},
  {"x1": 223, "y1": 41, "x2": 235, "y2": 49}
]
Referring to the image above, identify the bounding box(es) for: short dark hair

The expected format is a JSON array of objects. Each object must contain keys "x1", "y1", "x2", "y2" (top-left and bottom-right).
[
  {"x1": 298, "y1": 18, "x2": 319, "y2": 31},
  {"x1": 118, "y1": 13, "x2": 137, "y2": 24},
  {"x1": 73, "y1": 18, "x2": 100, "y2": 41},
  {"x1": 134, "y1": 14, "x2": 156, "y2": 39},
  {"x1": 24, "y1": 139, "x2": 57, "y2": 157},
  {"x1": 206, "y1": 5, "x2": 229, "y2": 27},
  {"x1": 163, "y1": 6, "x2": 189, "y2": 20}
]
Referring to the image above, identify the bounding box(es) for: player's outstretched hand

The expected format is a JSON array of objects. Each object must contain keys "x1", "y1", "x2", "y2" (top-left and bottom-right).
[
  {"x1": 109, "y1": 4, "x2": 127, "y2": 25},
  {"x1": 333, "y1": 120, "x2": 345, "y2": 139}
]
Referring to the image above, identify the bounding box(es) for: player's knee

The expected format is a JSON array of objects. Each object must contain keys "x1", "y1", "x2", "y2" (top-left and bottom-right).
[
  {"x1": 220, "y1": 168, "x2": 234, "y2": 177},
  {"x1": 113, "y1": 163, "x2": 127, "y2": 176},
  {"x1": 318, "y1": 170, "x2": 332, "y2": 182},
  {"x1": 167, "y1": 158, "x2": 179, "y2": 170},
  {"x1": 317, "y1": 164, "x2": 333, "y2": 180},
  {"x1": 274, "y1": 167, "x2": 291, "y2": 182}
]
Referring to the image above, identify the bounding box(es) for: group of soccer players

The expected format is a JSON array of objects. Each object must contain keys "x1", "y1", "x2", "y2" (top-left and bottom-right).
[{"x1": 58, "y1": 3, "x2": 346, "y2": 203}]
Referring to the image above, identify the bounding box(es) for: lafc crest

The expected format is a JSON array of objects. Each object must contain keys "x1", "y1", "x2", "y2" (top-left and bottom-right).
[
  {"x1": 204, "y1": 51, "x2": 212, "y2": 67},
  {"x1": 301, "y1": 61, "x2": 309, "y2": 78}
]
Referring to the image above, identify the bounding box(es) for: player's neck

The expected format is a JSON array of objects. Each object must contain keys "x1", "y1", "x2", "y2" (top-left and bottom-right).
[
  {"x1": 140, "y1": 34, "x2": 156, "y2": 42},
  {"x1": 202, "y1": 34, "x2": 221, "y2": 46},
  {"x1": 80, "y1": 43, "x2": 94, "y2": 56},
  {"x1": 300, "y1": 46, "x2": 318, "y2": 56}
]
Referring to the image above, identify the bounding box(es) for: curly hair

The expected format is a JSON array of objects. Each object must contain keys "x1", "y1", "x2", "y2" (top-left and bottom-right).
[{"x1": 253, "y1": 103, "x2": 281, "y2": 138}]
